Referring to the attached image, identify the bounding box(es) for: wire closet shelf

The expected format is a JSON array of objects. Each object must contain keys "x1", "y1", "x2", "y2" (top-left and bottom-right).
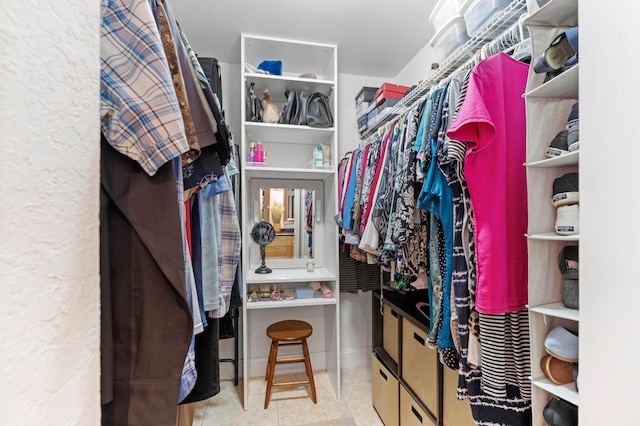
[{"x1": 360, "y1": 0, "x2": 528, "y2": 139}]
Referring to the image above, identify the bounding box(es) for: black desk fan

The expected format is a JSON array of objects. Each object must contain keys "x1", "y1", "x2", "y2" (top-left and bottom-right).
[{"x1": 250, "y1": 221, "x2": 276, "y2": 274}]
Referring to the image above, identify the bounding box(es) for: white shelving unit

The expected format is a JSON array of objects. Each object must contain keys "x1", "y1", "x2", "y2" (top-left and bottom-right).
[
  {"x1": 524, "y1": 0, "x2": 579, "y2": 423},
  {"x1": 240, "y1": 34, "x2": 340, "y2": 410}
]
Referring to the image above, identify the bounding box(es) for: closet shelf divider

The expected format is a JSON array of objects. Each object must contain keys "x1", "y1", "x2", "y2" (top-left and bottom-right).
[{"x1": 531, "y1": 378, "x2": 580, "y2": 407}]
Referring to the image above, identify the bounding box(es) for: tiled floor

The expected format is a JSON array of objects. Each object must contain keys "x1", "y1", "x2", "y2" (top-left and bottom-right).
[{"x1": 192, "y1": 366, "x2": 383, "y2": 426}]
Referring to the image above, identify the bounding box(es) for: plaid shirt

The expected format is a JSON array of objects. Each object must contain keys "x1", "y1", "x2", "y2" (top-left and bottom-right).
[
  {"x1": 174, "y1": 157, "x2": 199, "y2": 402},
  {"x1": 209, "y1": 169, "x2": 241, "y2": 318},
  {"x1": 100, "y1": 0, "x2": 190, "y2": 176}
]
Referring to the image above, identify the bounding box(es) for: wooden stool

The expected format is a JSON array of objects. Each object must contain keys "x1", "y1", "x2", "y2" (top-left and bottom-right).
[{"x1": 264, "y1": 319, "x2": 317, "y2": 409}]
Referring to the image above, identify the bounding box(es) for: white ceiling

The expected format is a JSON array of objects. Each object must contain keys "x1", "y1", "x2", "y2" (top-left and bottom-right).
[{"x1": 171, "y1": 0, "x2": 439, "y2": 77}]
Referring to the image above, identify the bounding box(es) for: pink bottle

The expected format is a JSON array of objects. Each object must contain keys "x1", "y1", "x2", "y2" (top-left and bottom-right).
[{"x1": 255, "y1": 141, "x2": 264, "y2": 163}]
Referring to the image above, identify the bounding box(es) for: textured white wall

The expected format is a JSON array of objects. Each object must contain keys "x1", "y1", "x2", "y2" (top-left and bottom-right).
[
  {"x1": 580, "y1": 2, "x2": 640, "y2": 424},
  {"x1": 393, "y1": 40, "x2": 439, "y2": 91},
  {"x1": 337, "y1": 73, "x2": 388, "y2": 159},
  {"x1": 0, "y1": 1, "x2": 101, "y2": 424}
]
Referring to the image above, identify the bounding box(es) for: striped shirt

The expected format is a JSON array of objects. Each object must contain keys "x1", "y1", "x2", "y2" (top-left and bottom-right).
[{"x1": 100, "y1": 0, "x2": 190, "y2": 176}]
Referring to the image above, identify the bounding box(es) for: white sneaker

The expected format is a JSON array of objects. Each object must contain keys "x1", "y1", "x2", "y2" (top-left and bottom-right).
[{"x1": 555, "y1": 204, "x2": 579, "y2": 235}]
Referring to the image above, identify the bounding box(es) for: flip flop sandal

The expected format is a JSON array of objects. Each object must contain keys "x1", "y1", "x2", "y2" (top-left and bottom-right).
[
  {"x1": 540, "y1": 354, "x2": 574, "y2": 384},
  {"x1": 534, "y1": 26, "x2": 579, "y2": 74}
]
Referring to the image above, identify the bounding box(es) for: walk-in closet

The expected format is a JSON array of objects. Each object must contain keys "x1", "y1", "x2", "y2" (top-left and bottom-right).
[{"x1": 3, "y1": 0, "x2": 640, "y2": 425}]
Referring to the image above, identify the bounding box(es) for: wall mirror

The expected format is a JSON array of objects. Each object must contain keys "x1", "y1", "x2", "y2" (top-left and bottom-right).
[{"x1": 249, "y1": 179, "x2": 324, "y2": 270}]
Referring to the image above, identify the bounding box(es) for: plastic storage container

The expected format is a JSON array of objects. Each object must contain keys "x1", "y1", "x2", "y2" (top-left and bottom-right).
[
  {"x1": 429, "y1": 15, "x2": 470, "y2": 63},
  {"x1": 429, "y1": 0, "x2": 466, "y2": 33},
  {"x1": 461, "y1": 0, "x2": 512, "y2": 37},
  {"x1": 355, "y1": 86, "x2": 378, "y2": 105}
]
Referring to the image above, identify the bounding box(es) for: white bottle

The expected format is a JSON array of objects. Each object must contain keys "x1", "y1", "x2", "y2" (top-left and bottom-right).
[{"x1": 313, "y1": 145, "x2": 323, "y2": 168}]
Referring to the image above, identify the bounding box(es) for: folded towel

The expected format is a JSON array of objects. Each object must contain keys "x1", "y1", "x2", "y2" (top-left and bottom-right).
[{"x1": 295, "y1": 287, "x2": 314, "y2": 299}]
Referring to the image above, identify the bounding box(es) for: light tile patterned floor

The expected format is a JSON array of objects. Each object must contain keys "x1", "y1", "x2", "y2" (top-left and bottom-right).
[{"x1": 193, "y1": 366, "x2": 383, "y2": 426}]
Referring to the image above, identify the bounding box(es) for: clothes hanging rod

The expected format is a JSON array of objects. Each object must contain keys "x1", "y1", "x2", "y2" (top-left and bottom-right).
[{"x1": 360, "y1": 0, "x2": 528, "y2": 139}]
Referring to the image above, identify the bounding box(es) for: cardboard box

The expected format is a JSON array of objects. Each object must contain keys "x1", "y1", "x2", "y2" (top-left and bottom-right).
[
  {"x1": 355, "y1": 86, "x2": 378, "y2": 105},
  {"x1": 377, "y1": 97, "x2": 401, "y2": 111},
  {"x1": 367, "y1": 108, "x2": 378, "y2": 127},
  {"x1": 375, "y1": 83, "x2": 411, "y2": 106},
  {"x1": 356, "y1": 101, "x2": 370, "y2": 118},
  {"x1": 366, "y1": 100, "x2": 378, "y2": 114},
  {"x1": 357, "y1": 114, "x2": 368, "y2": 133},
  {"x1": 375, "y1": 83, "x2": 410, "y2": 100}
]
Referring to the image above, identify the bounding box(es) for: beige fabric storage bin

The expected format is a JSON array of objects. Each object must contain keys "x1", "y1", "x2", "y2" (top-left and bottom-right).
[
  {"x1": 383, "y1": 304, "x2": 399, "y2": 363},
  {"x1": 401, "y1": 320, "x2": 439, "y2": 418},
  {"x1": 400, "y1": 385, "x2": 437, "y2": 426},
  {"x1": 442, "y1": 363, "x2": 475, "y2": 425},
  {"x1": 372, "y1": 353, "x2": 399, "y2": 426}
]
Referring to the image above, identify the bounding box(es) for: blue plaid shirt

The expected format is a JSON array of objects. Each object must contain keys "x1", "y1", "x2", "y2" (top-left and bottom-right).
[
  {"x1": 210, "y1": 169, "x2": 241, "y2": 318},
  {"x1": 100, "y1": 0, "x2": 190, "y2": 176}
]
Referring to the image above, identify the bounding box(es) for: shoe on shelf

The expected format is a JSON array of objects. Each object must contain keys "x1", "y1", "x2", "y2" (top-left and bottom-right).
[
  {"x1": 558, "y1": 245, "x2": 578, "y2": 279},
  {"x1": 540, "y1": 354, "x2": 575, "y2": 385},
  {"x1": 567, "y1": 102, "x2": 579, "y2": 152},
  {"x1": 544, "y1": 326, "x2": 579, "y2": 363},
  {"x1": 543, "y1": 397, "x2": 578, "y2": 426},
  {"x1": 552, "y1": 172, "x2": 579, "y2": 207},
  {"x1": 534, "y1": 26, "x2": 579, "y2": 74},
  {"x1": 555, "y1": 204, "x2": 579, "y2": 235},
  {"x1": 546, "y1": 130, "x2": 569, "y2": 157},
  {"x1": 543, "y1": 62, "x2": 575, "y2": 83},
  {"x1": 558, "y1": 245, "x2": 579, "y2": 309},
  {"x1": 562, "y1": 278, "x2": 579, "y2": 309}
]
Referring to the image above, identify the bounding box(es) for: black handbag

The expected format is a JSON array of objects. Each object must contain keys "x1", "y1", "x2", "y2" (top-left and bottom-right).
[
  {"x1": 278, "y1": 90, "x2": 297, "y2": 125},
  {"x1": 306, "y1": 92, "x2": 333, "y2": 128},
  {"x1": 246, "y1": 82, "x2": 262, "y2": 122},
  {"x1": 279, "y1": 91, "x2": 332, "y2": 127},
  {"x1": 278, "y1": 90, "x2": 309, "y2": 125}
]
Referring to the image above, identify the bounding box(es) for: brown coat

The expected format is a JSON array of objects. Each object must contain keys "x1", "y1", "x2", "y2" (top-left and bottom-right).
[{"x1": 100, "y1": 136, "x2": 193, "y2": 425}]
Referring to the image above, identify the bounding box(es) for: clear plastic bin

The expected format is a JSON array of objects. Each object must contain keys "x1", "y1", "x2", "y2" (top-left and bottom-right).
[
  {"x1": 429, "y1": 15, "x2": 470, "y2": 63},
  {"x1": 461, "y1": 0, "x2": 512, "y2": 37},
  {"x1": 429, "y1": 0, "x2": 466, "y2": 33}
]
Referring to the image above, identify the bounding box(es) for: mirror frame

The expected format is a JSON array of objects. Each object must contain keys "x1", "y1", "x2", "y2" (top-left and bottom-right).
[{"x1": 249, "y1": 178, "x2": 324, "y2": 270}]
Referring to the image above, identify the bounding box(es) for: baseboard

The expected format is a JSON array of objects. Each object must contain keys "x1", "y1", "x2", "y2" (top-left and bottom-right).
[{"x1": 340, "y1": 347, "x2": 372, "y2": 369}]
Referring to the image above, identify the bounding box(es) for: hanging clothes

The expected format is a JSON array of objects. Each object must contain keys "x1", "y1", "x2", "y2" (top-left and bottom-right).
[
  {"x1": 353, "y1": 49, "x2": 533, "y2": 425},
  {"x1": 446, "y1": 52, "x2": 531, "y2": 425},
  {"x1": 447, "y1": 52, "x2": 529, "y2": 315},
  {"x1": 100, "y1": 137, "x2": 192, "y2": 425},
  {"x1": 209, "y1": 176, "x2": 242, "y2": 318},
  {"x1": 100, "y1": 0, "x2": 191, "y2": 176},
  {"x1": 100, "y1": 0, "x2": 240, "y2": 423},
  {"x1": 439, "y1": 70, "x2": 476, "y2": 393},
  {"x1": 100, "y1": 0, "x2": 195, "y2": 422},
  {"x1": 359, "y1": 129, "x2": 392, "y2": 254}
]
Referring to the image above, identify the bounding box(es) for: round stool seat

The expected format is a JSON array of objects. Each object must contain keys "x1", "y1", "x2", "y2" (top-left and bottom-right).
[
  {"x1": 266, "y1": 320, "x2": 313, "y2": 341},
  {"x1": 263, "y1": 319, "x2": 317, "y2": 408}
]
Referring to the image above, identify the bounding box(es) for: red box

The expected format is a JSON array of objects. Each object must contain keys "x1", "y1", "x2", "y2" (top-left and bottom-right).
[{"x1": 375, "y1": 83, "x2": 411, "y2": 106}]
